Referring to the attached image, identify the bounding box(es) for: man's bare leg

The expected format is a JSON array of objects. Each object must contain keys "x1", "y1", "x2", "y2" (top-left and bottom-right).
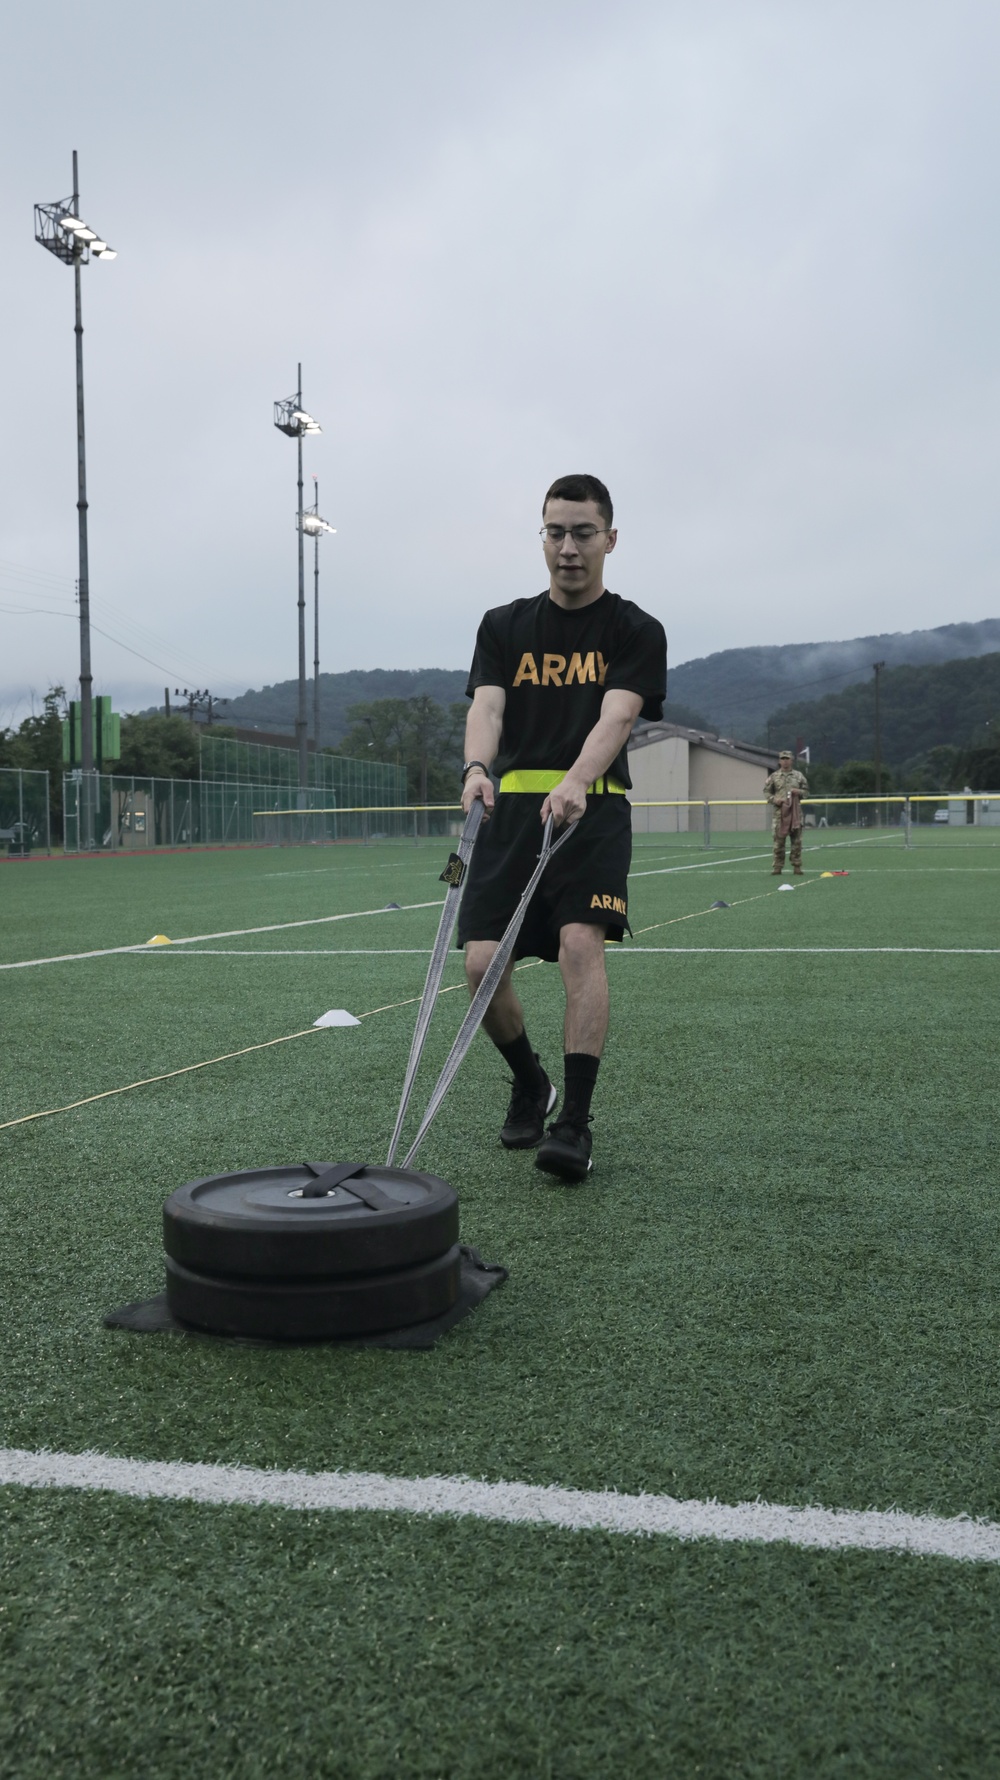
[
  {"x1": 464, "y1": 940, "x2": 522, "y2": 1043},
  {"x1": 558, "y1": 922, "x2": 610, "y2": 1056}
]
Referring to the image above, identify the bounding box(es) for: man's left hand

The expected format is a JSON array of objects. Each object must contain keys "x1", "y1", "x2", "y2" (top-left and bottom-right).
[{"x1": 542, "y1": 774, "x2": 588, "y2": 827}]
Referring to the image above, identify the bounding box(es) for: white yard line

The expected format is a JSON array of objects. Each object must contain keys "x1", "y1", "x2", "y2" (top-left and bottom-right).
[
  {"x1": 1, "y1": 1446, "x2": 998, "y2": 1565},
  {"x1": 135, "y1": 948, "x2": 435, "y2": 956},
  {"x1": 0, "y1": 900, "x2": 443, "y2": 973},
  {"x1": 630, "y1": 835, "x2": 884, "y2": 878},
  {"x1": 613, "y1": 947, "x2": 1000, "y2": 956}
]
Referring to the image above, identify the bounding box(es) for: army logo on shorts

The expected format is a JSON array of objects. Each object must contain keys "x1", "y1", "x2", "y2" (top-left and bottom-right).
[{"x1": 590, "y1": 893, "x2": 627, "y2": 915}]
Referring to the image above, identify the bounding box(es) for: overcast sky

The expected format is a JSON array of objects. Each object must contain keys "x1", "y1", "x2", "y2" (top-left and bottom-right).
[{"x1": 2, "y1": 0, "x2": 999, "y2": 725}]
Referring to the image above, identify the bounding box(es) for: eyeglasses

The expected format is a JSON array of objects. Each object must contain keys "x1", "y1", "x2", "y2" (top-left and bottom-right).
[{"x1": 539, "y1": 525, "x2": 610, "y2": 544}]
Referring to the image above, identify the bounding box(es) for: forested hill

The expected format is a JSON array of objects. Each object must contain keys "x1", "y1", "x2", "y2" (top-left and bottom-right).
[
  {"x1": 175, "y1": 669, "x2": 470, "y2": 748},
  {"x1": 765, "y1": 652, "x2": 1000, "y2": 768},
  {"x1": 152, "y1": 618, "x2": 1000, "y2": 750},
  {"x1": 161, "y1": 668, "x2": 713, "y2": 746},
  {"x1": 668, "y1": 619, "x2": 1000, "y2": 737}
]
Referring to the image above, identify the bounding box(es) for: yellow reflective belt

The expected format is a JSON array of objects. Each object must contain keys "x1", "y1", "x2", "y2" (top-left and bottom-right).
[{"x1": 499, "y1": 770, "x2": 626, "y2": 795}]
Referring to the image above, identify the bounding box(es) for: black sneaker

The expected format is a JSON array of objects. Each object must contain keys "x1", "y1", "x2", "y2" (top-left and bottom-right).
[
  {"x1": 500, "y1": 1065, "x2": 557, "y2": 1149},
  {"x1": 535, "y1": 1117, "x2": 593, "y2": 1182}
]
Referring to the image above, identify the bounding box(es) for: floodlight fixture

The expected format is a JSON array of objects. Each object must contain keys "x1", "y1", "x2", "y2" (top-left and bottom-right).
[{"x1": 33, "y1": 150, "x2": 116, "y2": 802}]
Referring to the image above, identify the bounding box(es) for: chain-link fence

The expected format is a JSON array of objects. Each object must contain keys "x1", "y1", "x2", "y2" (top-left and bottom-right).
[
  {"x1": 62, "y1": 776, "x2": 451, "y2": 852},
  {"x1": 199, "y1": 735, "x2": 406, "y2": 808},
  {"x1": 630, "y1": 794, "x2": 1000, "y2": 856},
  {"x1": 251, "y1": 803, "x2": 466, "y2": 845},
  {"x1": 63, "y1": 775, "x2": 338, "y2": 852},
  {"x1": 60, "y1": 781, "x2": 1000, "y2": 855},
  {"x1": 0, "y1": 767, "x2": 51, "y2": 856}
]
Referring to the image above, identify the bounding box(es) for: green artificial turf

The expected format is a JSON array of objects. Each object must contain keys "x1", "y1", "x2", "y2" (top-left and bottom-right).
[
  {"x1": 1, "y1": 830, "x2": 999, "y2": 1776},
  {"x1": 3, "y1": 1490, "x2": 1000, "y2": 1780}
]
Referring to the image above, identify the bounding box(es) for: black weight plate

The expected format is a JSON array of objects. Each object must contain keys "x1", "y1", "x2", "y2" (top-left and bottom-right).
[
  {"x1": 164, "y1": 1245, "x2": 462, "y2": 1340},
  {"x1": 163, "y1": 1163, "x2": 458, "y2": 1280}
]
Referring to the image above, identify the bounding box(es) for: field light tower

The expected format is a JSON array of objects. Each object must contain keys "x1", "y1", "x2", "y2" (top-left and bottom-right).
[
  {"x1": 34, "y1": 151, "x2": 117, "y2": 788},
  {"x1": 302, "y1": 475, "x2": 336, "y2": 748},
  {"x1": 274, "y1": 366, "x2": 322, "y2": 792}
]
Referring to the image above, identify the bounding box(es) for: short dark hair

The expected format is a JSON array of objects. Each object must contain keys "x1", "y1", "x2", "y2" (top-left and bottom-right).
[{"x1": 543, "y1": 474, "x2": 613, "y2": 529}]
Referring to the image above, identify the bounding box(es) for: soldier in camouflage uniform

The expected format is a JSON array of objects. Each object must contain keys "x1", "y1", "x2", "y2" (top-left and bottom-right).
[{"x1": 763, "y1": 749, "x2": 809, "y2": 874}]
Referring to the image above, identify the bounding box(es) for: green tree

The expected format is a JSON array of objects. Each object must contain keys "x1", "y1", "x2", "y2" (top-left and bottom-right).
[
  {"x1": 952, "y1": 745, "x2": 1000, "y2": 791},
  {"x1": 836, "y1": 759, "x2": 893, "y2": 796},
  {"x1": 117, "y1": 713, "x2": 204, "y2": 780},
  {"x1": 898, "y1": 745, "x2": 963, "y2": 796},
  {"x1": 804, "y1": 760, "x2": 839, "y2": 797},
  {"x1": 0, "y1": 687, "x2": 68, "y2": 836},
  {"x1": 332, "y1": 697, "x2": 466, "y2": 804},
  {"x1": 117, "y1": 715, "x2": 237, "y2": 780}
]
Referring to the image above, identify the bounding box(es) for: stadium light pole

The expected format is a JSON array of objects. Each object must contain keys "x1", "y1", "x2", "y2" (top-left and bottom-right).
[
  {"x1": 34, "y1": 151, "x2": 117, "y2": 794},
  {"x1": 274, "y1": 367, "x2": 322, "y2": 793},
  {"x1": 302, "y1": 475, "x2": 336, "y2": 749}
]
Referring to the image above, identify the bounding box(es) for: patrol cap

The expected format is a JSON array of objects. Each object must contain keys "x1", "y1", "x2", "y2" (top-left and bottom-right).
[{"x1": 779, "y1": 749, "x2": 793, "y2": 760}]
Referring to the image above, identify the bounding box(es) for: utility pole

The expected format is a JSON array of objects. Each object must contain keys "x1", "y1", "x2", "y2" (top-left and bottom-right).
[
  {"x1": 313, "y1": 473, "x2": 320, "y2": 749},
  {"x1": 873, "y1": 660, "x2": 887, "y2": 816},
  {"x1": 35, "y1": 152, "x2": 116, "y2": 840},
  {"x1": 274, "y1": 374, "x2": 322, "y2": 799}
]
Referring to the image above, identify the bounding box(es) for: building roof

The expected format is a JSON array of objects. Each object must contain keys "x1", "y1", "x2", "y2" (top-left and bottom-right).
[{"x1": 629, "y1": 720, "x2": 778, "y2": 771}]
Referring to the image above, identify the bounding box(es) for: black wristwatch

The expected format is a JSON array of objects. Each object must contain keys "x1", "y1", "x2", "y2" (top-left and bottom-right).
[{"x1": 461, "y1": 760, "x2": 490, "y2": 782}]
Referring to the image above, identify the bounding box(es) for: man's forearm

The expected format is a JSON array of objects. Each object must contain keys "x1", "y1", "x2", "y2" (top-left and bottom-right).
[
  {"x1": 464, "y1": 706, "x2": 503, "y2": 773},
  {"x1": 562, "y1": 711, "x2": 635, "y2": 791}
]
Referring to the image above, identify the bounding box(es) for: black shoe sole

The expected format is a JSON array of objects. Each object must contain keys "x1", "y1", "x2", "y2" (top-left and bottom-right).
[
  {"x1": 535, "y1": 1145, "x2": 593, "y2": 1183},
  {"x1": 500, "y1": 1130, "x2": 545, "y2": 1151}
]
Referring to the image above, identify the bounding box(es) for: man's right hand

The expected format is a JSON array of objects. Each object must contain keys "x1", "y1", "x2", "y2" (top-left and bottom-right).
[{"x1": 462, "y1": 771, "x2": 495, "y2": 816}]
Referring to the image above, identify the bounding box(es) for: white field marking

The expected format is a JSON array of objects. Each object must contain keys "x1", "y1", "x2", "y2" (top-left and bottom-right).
[
  {"x1": 135, "y1": 948, "x2": 435, "y2": 956},
  {"x1": 802, "y1": 867, "x2": 1000, "y2": 873},
  {"x1": 613, "y1": 947, "x2": 1000, "y2": 956},
  {"x1": 261, "y1": 866, "x2": 450, "y2": 879},
  {"x1": 0, "y1": 900, "x2": 443, "y2": 973},
  {"x1": 631, "y1": 833, "x2": 896, "y2": 880},
  {"x1": 2, "y1": 1447, "x2": 999, "y2": 1565},
  {"x1": 631, "y1": 849, "x2": 772, "y2": 877}
]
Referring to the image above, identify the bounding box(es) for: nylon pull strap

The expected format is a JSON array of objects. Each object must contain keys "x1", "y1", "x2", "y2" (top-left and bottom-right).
[
  {"x1": 401, "y1": 813, "x2": 579, "y2": 1168},
  {"x1": 299, "y1": 1161, "x2": 398, "y2": 1210},
  {"x1": 385, "y1": 798, "x2": 485, "y2": 1165}
]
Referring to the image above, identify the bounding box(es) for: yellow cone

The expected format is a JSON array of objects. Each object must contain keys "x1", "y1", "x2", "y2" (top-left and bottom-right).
[
  {"x1": 146, "y1": 934, "x2": 172, "y2": 945},
  {"x1": 820, "y1": 872, "x2": 834, "y2": 878}
]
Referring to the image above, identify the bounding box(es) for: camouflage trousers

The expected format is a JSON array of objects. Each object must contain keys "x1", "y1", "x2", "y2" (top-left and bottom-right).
[{"x1": 772, "y1": 826, "x2": 803, "y2": 871}]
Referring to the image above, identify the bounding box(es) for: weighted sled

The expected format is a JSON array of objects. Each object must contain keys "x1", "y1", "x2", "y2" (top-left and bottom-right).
[
  {"x1": 163, "y1": 1162, "x2": 458, "y2": 1280},
  {"x1": 165, "y1": 1244, "x2": 462, "y2": 1340}
]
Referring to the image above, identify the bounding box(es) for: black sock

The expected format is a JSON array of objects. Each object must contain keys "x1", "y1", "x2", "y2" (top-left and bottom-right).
[
  {"x1": 495, "y1": 1030, "x2": 547, "y2": 1090},
  {"x1": 563, "y1": 1053, "x2": 600, "y2": 1125}
]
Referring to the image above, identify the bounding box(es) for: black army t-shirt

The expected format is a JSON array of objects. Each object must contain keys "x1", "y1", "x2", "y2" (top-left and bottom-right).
[{"x1": 466, "y1": 591, "x2": 667, "y2": 789}]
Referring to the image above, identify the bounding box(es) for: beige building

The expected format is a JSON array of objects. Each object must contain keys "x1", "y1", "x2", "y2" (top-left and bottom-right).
[{"x1": 627, "y1": 721, "x2": 779, "y2": 833}]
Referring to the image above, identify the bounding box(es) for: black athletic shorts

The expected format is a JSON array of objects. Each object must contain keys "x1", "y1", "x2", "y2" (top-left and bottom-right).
[{"x1": 457, "y1": 792, "x2": 633, "y2": 964}]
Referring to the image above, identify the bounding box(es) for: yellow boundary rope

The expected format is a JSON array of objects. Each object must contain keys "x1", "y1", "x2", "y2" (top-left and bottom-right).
[{"x1": 0, "y1": 881, "x2": 820, "y2": 1134}]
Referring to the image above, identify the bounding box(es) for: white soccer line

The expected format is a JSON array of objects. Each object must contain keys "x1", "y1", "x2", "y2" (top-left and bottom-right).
[
  {"x1": 0, "y1": 900, "x2": 443, "y2": 973},
  {"x1": 135, "y1": 945, "x2": 1000, "y2": 958},
  {"x1": 612, "y1": 946, "x2": 1000, "y2": 956},
  {"x1": 630, "y1": 834, "x2": 882, "y2": 878},
  {"x1": 1, "y1": 1446, "x2": 997, "y2": 1565},
  {"x1": 136, "y1": 948, "x2": 435, "y2": 956}
]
